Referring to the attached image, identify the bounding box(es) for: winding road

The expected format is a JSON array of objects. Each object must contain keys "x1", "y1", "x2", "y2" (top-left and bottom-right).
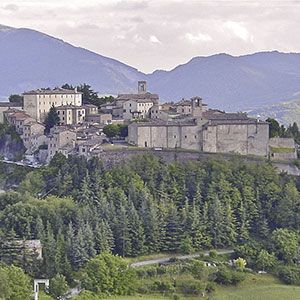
[{"x1": 130, "y1": 249, "x2": 234, "y2": 267}]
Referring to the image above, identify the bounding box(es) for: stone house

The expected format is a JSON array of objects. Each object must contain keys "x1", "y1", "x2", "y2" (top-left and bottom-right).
[
  {"x1": 47, "y1": 126, "x2": 76, "y2": 162},
  {"x1": 5, "y1": 110, "x2": 35, "y2": 134},
  {"x1": 22, "y1": 121, "x2": 46, "y2": 153},
  {"x1": 56, "y1": 105, "x2": 86, "y2": 125},
  {"x1": 0, "y1": 102, "x2": 23, "y2": 123}
]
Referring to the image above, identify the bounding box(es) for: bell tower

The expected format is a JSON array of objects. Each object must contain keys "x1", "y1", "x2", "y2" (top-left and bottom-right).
[
  {"x1": 191, "y1": 96, "x2": 202, "y2": 118},
  {"x1": 138, "y1": 81, "x2": 147, "y2": 94}
]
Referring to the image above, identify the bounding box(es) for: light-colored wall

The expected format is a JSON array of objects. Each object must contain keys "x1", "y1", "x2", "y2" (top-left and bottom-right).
[
  {"x1": 24, "y1": 93, "x2": 82, "y2": 122},
  {"x1": 123, "y1": 100, "x2": 153, "y2": 120},
  {"x1": 203, "y1": 122, "x2": 269, "y2": 156},
  {"x1": 128, "y1": 123, "x2": 201, "y2": 151}
]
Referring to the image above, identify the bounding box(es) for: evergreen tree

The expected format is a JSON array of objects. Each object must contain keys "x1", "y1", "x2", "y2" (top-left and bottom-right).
[{"x1": 44, "y1": 105, "x2": 59, "y2": 134}]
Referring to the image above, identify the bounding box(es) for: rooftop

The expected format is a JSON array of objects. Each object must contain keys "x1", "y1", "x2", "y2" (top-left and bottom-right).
[
  {"x1": 117, "y1": 92, "x2": 159, "y2": 101},
  {"x1": 0, "y1": 102, "x2": 22, "y2": 107},
  {"x1": 23, "y1": 88, "x2": 82, "y2": 95}
]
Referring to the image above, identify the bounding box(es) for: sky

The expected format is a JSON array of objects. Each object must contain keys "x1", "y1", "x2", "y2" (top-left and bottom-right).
[{"x1": 1, "y1": 0, "x2": 300, "y2": 73}]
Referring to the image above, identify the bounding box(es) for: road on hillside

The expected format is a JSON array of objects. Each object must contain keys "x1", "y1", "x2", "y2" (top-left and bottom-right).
[{"x1": 130, "y1": 249, "x2": 234, "y2": 267}]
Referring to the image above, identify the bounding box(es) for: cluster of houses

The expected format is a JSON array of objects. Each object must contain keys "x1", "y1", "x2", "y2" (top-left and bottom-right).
[{"x1": 0, "y1": 81, "x2": 297, "y2": 164}]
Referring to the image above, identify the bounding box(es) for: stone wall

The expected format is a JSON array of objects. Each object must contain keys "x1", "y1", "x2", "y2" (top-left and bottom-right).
[
  {"x1": 203, "y1": 122, "x2": 269, "y2": 156},
  {"x1": 269, "y1": 137, "x2": 297, "y2": 160}
]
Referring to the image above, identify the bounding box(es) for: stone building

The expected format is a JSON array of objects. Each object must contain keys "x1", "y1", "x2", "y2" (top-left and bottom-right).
[
  {"x1": 128, "y1": 97, "x2": 270, "y2": 157},
  {"x1": 47, "y1": 126, "x2": 76, "y2": 162},
  {"x1": 0, "y1": 102, "x2": 23, "y2": 123},
  {"x1": 56, "y1": 105, "x2": 86, "y2": 125},
  {"x1": 4, "y1": 110, "x2": 35, "y2": 134},
  {"x1": 22, "y1": 121, "x2": 46, "y2": 153},
  {"x1": 23, "y1": 88, "x2": 82, "y2": 122}
]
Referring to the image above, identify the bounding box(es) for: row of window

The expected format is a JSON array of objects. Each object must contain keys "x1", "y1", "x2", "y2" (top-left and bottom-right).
[{"x1": 38, "y1": 95, "x2": 78, "y2": 98}]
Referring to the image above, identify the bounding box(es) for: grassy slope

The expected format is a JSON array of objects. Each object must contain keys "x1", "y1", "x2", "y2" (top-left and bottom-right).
[{"x1": 101, "y1": 274, "x2": 300, "y2": 300}]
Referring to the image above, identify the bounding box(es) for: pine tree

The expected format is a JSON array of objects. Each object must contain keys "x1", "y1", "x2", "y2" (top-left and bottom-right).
[
  {"x1": 44, "y1": 223, "x2": 57, "y2": 277},
  {"x1": 127, "y1": 203, "x2": 145, "y2": 256},
  {"x1": 94, "y1": 220, "x2": 114, "y2": 254},
  {"x1": 162, "y1": 205, "x2": 182, "y2": 252}
]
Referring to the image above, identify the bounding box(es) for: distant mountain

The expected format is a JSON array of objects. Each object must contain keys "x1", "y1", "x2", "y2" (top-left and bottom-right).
[
  {"x1": 248, "y1": 99, "x2": 300, "y2": 126},
  {"x1": 0, "y1": 24, "x2": 144, "y2": 99},
  {"x1": 2, "y1": 24, "x2": 300, "y2": 113},
  {"x1": 149, "y1": 52, "x2": 300, "y2": 111}
]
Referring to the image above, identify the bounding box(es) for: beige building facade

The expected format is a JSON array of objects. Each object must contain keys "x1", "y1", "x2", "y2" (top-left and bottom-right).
[{"x1": 23, "y1": 88, "x2": 82, "y2": 122}]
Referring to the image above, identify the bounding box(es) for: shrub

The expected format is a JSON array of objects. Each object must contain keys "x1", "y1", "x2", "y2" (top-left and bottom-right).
[
  {"x1": 214, "y1": 267, "x2": 245, "y2": 285},
  {"x1": 176, "y1": 278, "x2": 205, "y2": 296},
  {"x1": 277, "y1": 266, "x2": 300, "y2": 285},
  {"x1": 153, "y1": 279, "x2": 175, "y2": 294},
  {"x1": 209, "y1": 250, "x2": 218, "y2": 259}
]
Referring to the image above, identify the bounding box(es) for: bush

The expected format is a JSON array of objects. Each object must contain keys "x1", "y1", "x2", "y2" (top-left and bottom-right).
[
  {"x1": 176, "y1": 278, "x2": 205, "y2": 296},
  {"x1": 49, "y1": 274, "x2": 69, "y2": 298},
  {"x1": 173, "y1": 294, "x2": 180, "y2": 300},
  {"x1": 153, "y1": 279, "x2": 175, "y2": 294},
  {"x1": 209, "y1": 250, "x2": 218, "y2": 259},
  {"x1": 214, "y1": 267, "x2": 246, "y2": 285},
  {"x1": 277, "y1": 266, "x2": 300, "y2": 285}
]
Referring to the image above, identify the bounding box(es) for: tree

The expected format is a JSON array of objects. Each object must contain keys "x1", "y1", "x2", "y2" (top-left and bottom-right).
[
  {"x1": 256, "y1": 250, "x2": 277, "y2": 271},
  {"x1": 49, "y1": 274, "x2": 69, "y2": 298},
  {"x1": 271, "y1": 228, "x2": 299, "y2": 263},
  {"x1": 44, "y1": 105, "x2": 59, "y2": 134},
  {"x1": 77, "y1": 84, "x2": 99, "y2": 105},
  {"x1": 266, "y1": 118, "x2": 281, "y2": 138},
  {"x1": 103, "y1": 124, "x2": 119, "y2": 138},
  {"x1": 9, "y1": 94, "x2": 23, "y2": 105},
  {"x1": 0, "y1": 264, "x2": 32, "y2": 300},
  {"x1": 80, "y1": 253, "x2": 137, "y2": 295}
]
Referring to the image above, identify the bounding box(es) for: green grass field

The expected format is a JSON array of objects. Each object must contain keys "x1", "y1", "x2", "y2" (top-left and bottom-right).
[
  {"x1": 102, "y1": 274, "x2": 300, "y2": 300},
  {"x1": 39, "y1": 274, "x2": 300, "y2": 300}
]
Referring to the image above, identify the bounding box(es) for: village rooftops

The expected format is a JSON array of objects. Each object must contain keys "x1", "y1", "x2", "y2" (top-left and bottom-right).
[
  {"x1": 117, "y1": 92, "x2": 159, "y2": 101},
  {"x1": 132, "y1": 116, "x2": 198, "y2": 127},
  {"x1": 175, "y1": 99, "x2": 208, "y2": 107},
  {"x1": 23, "y1": 88, "x2": 82, "y2": 95},
  {"x1": 8, "y1": 111, "x2": 32, "y2": 120},
  {"x1": 203, "y1": 112, "x2": 268, "y2": 125}
]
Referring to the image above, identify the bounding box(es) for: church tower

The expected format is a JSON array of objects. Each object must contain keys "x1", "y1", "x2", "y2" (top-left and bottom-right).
[
  {"x1": 138, "y1": 81, "x2": 147, "y2": 94},
  {"x1": 191, "y1": 96, "x2": 203, "y2": 118}
]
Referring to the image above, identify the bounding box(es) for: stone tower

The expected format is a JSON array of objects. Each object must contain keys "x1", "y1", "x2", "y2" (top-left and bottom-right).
[
  {"x1": 191, "y1": 96, "x2": 202, "y2": 118},
  {"x1": 138, "y1": 81, "x2": 147, "y2": 94}
]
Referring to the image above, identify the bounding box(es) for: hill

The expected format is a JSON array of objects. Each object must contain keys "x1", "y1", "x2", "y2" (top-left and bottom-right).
[
  {"x1": 0, "y1": 24, "x2": 144, "y2": 99},
  {"x1": 2, "y1": 24, "x2": 300, "y2": 112},
  {"x1": 149, "y1": 52, "x2": 300, "y2": 110}
]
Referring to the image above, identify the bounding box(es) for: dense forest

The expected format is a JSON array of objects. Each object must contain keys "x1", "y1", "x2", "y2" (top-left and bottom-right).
[{"x1": 0, "y1": 154, "x2": 299, "y2": 287}]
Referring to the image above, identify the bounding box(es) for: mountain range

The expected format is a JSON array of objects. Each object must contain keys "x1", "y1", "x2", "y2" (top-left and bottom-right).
[{"x1": 2, "y1": 24, "x2": 300, "y2": 114}]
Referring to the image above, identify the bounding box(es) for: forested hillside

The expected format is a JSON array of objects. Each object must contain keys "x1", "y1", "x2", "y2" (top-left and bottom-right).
[{"x1": 0, "y1": 154, "x2": 299, "y2": 285}]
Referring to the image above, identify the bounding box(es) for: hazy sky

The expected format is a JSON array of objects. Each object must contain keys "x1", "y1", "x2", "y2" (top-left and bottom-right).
[{"x1": 1, "y1": 0, "x2": 300, "y2": 73}]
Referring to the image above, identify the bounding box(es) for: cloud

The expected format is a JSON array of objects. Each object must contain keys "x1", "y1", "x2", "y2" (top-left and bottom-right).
[
  {"x1": 2, "y1": 4, "x2": 19, "y2": 11},
  {"x1": 0, "y1": 0, "x2": 300, "y2": 72},
  {"x1": 223, "y1": 21, "x2": 252, "y2": 42},
  {"x1": 185, "y1": 32, "x2": 212, "y2": 43},
  {"x1": 149, "y1": 35, "x2": 161, "y2": 44}
]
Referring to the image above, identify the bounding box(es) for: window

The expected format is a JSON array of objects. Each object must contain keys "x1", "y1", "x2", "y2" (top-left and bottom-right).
[
  {"x1": 82, "y1": 148, "x2": 86, "y2": 152},
  {"x1": 185, "y1": 135, "x2": 187, "y2": 138},
  {"x1": 174, "y1": 135, "x2": 176, "y2": 138}
]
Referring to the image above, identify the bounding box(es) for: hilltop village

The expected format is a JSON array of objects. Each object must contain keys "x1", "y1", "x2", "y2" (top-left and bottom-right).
[{"x1": 0, "y1": 81, "x2": 297, "y2": 165}]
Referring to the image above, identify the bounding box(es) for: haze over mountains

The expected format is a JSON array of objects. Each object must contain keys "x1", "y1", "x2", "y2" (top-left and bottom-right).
[{"x1": 2, "y1": 24, "x2": 300, "y2": 112}]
